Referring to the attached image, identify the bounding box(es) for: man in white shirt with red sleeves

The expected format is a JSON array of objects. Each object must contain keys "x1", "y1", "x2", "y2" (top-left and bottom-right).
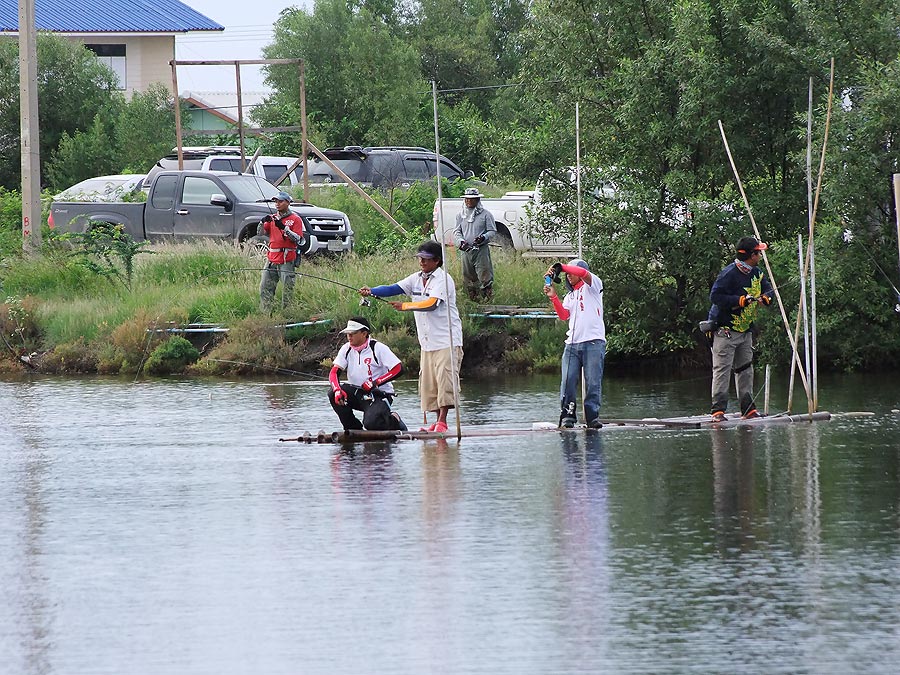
[
  {"x1": 542, "y1": 258, "x2": 606, "y2": 429},
  {"x1": 328, "y1": 317, "x2": 408, "y2": 432}
]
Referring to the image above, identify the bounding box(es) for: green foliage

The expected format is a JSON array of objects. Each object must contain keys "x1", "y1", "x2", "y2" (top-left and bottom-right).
[
  {"x1": 144, "y1": 336, "x2": 201, "y2": 374},
  {"x1": 61, "y1": 221, "x2": 153, "y2": 288},
  {"x1": 0, "y1": 295, "x2": 43, "y2": 358},
  {"x1": 258, "y1": 0, "x2": 429, "y2": 147},
  {"x1": 117, "y1": 84, "x2": 185, "y2": 174},
  {"x1": 0, "y1": 34, "x2": 118, "y2": 189},
  {"x1": 47, "y1": 110, "x2": 122, "y2": 191}
]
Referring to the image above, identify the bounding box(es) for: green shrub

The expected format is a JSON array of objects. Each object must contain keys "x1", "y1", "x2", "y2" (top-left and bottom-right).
[{"x1": 144, "y1": 336, "x2": 200, "y2": 374}]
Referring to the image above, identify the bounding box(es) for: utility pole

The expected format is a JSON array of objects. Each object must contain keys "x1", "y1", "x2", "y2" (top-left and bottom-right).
[{"x1": 19, "y1": 0, "x2": 42, "y2": 253}]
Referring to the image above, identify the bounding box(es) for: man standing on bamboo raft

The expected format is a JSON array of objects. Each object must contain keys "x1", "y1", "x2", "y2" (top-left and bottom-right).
[{"x1": 707, "y1": 236, "x2": 774, "y2": 423}]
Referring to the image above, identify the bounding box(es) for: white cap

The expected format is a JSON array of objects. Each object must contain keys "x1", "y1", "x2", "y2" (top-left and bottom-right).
[{"x1": 339, "y1": 319, "x2": 370, "y2": 334}]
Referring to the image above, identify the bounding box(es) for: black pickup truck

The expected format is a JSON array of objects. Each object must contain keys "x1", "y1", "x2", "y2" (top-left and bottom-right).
[{"x1": 49, "y1": 170, "x2": 354, "y2": 254}]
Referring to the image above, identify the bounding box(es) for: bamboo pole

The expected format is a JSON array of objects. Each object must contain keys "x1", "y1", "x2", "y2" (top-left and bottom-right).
[
  {"x1": 300, "y1": 61, "x2": 309, "y2": 204},
  {"x1": 432, "y1": 81, "x2": 462, "y2": 440},
  {"x1": 893, "y1": 174, "x2": 900, "y2": 303},
  {"x1": 718, "y1": 120, "x2": 813, "y2": 407},
  {"x1": 807, "y1": 59, "x2": 835, "y2": 411},
  {"x1": 170, "y1": 60, "x2": 183, "y2": 170}
]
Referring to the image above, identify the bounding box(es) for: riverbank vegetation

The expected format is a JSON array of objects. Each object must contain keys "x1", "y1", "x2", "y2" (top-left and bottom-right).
[{"x1": 2, "y1": 210, "x2": 899, "y2": 378}]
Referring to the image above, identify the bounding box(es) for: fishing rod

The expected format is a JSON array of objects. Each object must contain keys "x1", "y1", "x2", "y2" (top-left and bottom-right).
[
  {"x1": 294, "y1": 270, "x2": 394, "y2": 306},
  {"x1": 206, "y1": 358, "x2": 326, "y2": 380},
  {"x1": 844, "y1": 231, "x2": 900, "y2": 310}
]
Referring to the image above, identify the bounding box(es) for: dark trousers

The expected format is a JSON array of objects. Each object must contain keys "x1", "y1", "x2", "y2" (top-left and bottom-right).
[{"x1": 328, "y1": 386, "x2": 403, "y2": 431}]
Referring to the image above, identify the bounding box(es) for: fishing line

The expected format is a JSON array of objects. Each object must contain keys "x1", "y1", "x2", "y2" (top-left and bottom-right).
[
  {"x1": 295, "y1": 271, "x2": 394, "y2": 306},
  {"x1": 206, "y1": 358, "x2": 325, "y2": 380},
  {"x1": 845, "y1": 233, "x2": 900, "y2": 308}
]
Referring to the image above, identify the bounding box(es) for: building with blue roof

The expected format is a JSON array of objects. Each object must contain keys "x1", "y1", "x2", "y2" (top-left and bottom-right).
[{"x1": 0, "y1": 0, "x2": 223, "y2": 96}]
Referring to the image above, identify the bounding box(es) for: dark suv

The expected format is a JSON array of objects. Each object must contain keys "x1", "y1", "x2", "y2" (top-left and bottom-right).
[{"x1": 307, "y1": 146, "x2": 475, "y2": 188}]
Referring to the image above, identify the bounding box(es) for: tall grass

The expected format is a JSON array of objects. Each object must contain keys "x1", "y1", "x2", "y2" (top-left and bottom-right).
[{"x1": 1, "y1": 236, "x2": 569, "y2": 375}]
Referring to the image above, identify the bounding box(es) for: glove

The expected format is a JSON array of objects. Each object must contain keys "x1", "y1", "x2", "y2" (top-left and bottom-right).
[
  {"x1": 361, "y1": 379, "x2": 374, "y2": 393},
  {"x1": 760, "y1": 295, "x2": 772, "y2": 305},
  {"x1": 739, "y1": 294, "x2": 756, "y2": 307},
  {"x1": 333, "y1": 388, "x2": 346, "y2": 405},
  {"x1": 273, "y1": 217, "x2": 285, "y2": 230},
  {"x1": 550, "y1": 262, "x2": 563, "y2": 283},
  {"x1": 262, "y1": 215, "x2": 274, "y2": 223},
  {"x1": 459, "y1": 240, "x2": 471, "y2": 252},
  {"x1": 473, "y1": 235, "x2": 486, "y2": 246}
]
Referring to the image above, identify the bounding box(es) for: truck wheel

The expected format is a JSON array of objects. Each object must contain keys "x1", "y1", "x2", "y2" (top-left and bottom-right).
[
  {"x1": 244, "y1": 235, "x2": 269, "y2": 258},
  {"x1": 494, "y1": 230, "x2": 515, "y2": 250}
]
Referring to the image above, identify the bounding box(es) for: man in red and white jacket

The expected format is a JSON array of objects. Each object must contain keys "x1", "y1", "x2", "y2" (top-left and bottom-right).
[
  {"x1": 258, "y1": 191, "x2": 304, "y2": 310},
  {"x1": 542, "y1": 259, "x2": 606, "y2": 429},
  {"x1": 328, "y1": 317, "x2": 408, "y2": 431}
]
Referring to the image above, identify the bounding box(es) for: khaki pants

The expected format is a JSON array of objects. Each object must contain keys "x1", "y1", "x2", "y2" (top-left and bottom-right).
[
  {"x1": 711, "y1": 329, "x2": 754, "y2": 414},
  {"x1": 419, "y1": 346, "x2": 463, "y2": 412}
]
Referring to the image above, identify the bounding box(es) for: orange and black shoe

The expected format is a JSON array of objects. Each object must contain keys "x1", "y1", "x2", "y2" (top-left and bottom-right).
[
  {"x1": 742, "y1": 409, "x2": 762, "y2": 419},
  {"x1": 711, "y1": 411, "x2": 727, "y2": 423}
]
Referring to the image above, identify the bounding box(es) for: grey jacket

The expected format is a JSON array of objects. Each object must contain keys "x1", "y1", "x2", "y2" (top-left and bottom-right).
[{"x1": 453, "y1": 205, "x2": 497, "y2": 248}]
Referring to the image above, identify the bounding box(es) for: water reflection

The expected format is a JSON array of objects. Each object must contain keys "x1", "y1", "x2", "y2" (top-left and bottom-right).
[
  {"x1": 3, "y1": 376, "x2": 900, "y2": 674},
  {"x1": 329, "y1": 442, "x2": 398, "y2": 501},
  {"x1": 711, "y1": 427, "x2": 757, "y2": 554}
]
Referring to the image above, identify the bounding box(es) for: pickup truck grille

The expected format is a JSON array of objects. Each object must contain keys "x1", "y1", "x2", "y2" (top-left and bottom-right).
[{"x1": 305, "y1": 216, "x2": 345, "y2": 232}]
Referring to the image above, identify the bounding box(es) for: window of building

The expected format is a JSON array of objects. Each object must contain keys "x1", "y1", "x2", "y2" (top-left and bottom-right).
[{"x1": 85, "y1": 44, "x2": 126, "y2": 89}]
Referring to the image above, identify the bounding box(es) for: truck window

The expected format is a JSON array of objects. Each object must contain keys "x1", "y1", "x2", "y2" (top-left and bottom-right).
[
  {"x1": 209, "y1": 158, "x2": 243, "y2": 172},
  {"x1": 182, "y1": 177, "x2": 220, "y2": 205},
  {"x1": 403, "y1": 158, "x2": 431, "y2": 181},
  {"x1": 262, "y1": 164, "x2": 288, "y2": 185},
  {"x1": 151, "y1": 175, "x2": 179, "y2": 210},
  {"x1": 437, "y1": 160, "x2": 462, "y2": 181}
]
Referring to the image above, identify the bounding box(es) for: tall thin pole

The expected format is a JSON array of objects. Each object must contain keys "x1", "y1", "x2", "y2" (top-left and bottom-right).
[
  {"x1": 808, "y1": 59, "x2": 836, "y2": 411},
  {"x1": 235, "y1": 62, "x2": 245, "y2": 169},
  {"x1": 170, "y1": 60, "x2": 184, "y2": 169},
  {"x1": 432, "y1": 81, "x2": 462, "y2": 439},
  {"x1": 893, "y1": 175, "x2": 900, "y2": 286},
  {"x1": 575, "y1": 102, "x2": 583, "y2": 260},
  {"x1": 19, "y1": 0, "x2": 42, "y2": 253},
  {"x1": 799, "y1": 234, "x2": 811, "y2": 391},
  {"x1": 300, "y1": 61, "x2": 309, "y2": 203}
]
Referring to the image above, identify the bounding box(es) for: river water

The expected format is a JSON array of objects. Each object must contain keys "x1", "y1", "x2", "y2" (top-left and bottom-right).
[{"x1": 1, "y1": 371, "x2": 898, "y2": 674}]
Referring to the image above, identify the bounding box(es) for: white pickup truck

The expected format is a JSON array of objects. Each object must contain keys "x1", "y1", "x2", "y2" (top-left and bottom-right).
[{"x1": 432, "y1": 190, "x2": 577, "y2": 255}]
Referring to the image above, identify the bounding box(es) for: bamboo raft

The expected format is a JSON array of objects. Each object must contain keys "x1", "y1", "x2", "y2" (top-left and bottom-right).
[{"x1": 279, "y1": 411, "x2": 841, "y2": 444}]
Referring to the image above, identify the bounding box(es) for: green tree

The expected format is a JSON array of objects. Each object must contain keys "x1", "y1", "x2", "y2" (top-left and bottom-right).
[
  {"x1": 46, "y1": 109, "x2": 121, "y2": 191},
  {"x1": 255, "y1": 0, "x2": 430, "y2": 150},
  {"x1": 0, "y1": 34, "x2": 118, "y2": 189},
  {"x1": 117, "y1": 83, "x2": 185, "y2": 174}
]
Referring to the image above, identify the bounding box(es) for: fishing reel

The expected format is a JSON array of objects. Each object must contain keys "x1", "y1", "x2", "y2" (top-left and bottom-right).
[{"x1": 359, "y1": 297, "x2": 372, "y2": 307}]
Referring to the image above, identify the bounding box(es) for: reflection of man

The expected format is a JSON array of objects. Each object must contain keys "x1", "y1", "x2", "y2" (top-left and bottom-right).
[
  {"x1": 711, "y1": 427, "x2": 756, "y2": 552},
  {"x1": 708, "y1": 236, "x2": 773, "y2": 422},
  {"x1": 453, "y1": 187, "x2": 497, "y2": 301}
]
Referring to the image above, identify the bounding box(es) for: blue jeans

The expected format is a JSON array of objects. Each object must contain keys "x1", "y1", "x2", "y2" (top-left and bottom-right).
[{"x1": 560, "y1": 339, "x2": 606, "y2": 424}]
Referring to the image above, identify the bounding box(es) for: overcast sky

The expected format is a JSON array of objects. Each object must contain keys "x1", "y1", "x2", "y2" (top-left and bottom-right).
[{"x1": 174, "y1": 0, "x2": 312, "y2": 93}]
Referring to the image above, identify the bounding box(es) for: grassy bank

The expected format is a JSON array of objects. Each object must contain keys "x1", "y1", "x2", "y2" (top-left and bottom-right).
[{"x1": 0, "y1": 241, "x2": 574, "y2": 378}]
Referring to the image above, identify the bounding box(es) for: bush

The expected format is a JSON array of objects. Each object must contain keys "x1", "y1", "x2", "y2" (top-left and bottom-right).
[{"x1": 144, "y1": 336, "x2": 200, "y2": 374}]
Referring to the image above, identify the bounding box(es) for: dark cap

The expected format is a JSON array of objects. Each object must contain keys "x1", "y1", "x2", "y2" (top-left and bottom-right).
[
  {"x1": 736, "y1": 236, "x2": 768, "y2": 254},
  {"x1": 416, "y1": 240, "x2": 443, "y2": 264}
]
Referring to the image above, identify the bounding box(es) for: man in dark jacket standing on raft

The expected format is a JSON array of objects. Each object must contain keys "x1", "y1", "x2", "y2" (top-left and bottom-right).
[
  {"x1": 359, "y1": 241, "x2": 463, "y2": 434},
  {"x1": 707, "y1": 236, "x2": 774, "y2": 423}
]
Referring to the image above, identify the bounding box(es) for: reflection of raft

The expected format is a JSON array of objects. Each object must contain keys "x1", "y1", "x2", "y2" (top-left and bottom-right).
[{"x1": 279, "y1": 411, "x2": 838, "y2": 443}]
